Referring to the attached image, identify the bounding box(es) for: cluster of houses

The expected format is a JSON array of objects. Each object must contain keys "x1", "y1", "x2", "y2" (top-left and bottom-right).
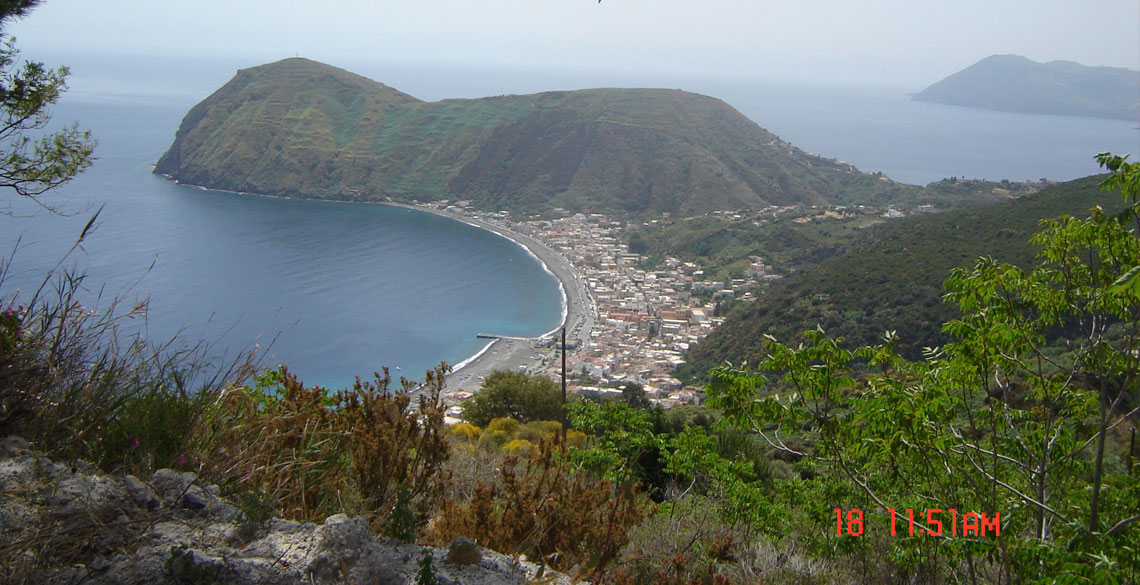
[
  {"x1": 420, "y1": 201, "x2": 781, "y2": 410},
  {"x1": 515, "y1": 210, "x2": 778, "y2": 409}
]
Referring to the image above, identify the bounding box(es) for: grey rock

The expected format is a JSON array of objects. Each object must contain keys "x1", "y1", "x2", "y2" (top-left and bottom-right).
[
  {"x1": 0, "y1": 435, "x2": 32, "y2": 458},
  {"x1": 181, "y1": 490, "x2": 207, "y2": 510},
  {"x1": 2, "y1": 438, "x2": 577, "y2": 585},
  {"x1": 123, "y1": 475, "x2": 160, "y2": 509},
  {"x1": 152, "y1": 468, "x2": 198, "y2": 500}
]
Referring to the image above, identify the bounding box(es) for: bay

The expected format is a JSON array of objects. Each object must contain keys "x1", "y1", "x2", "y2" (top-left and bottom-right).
[{"x1": 0, "y1": 99, "x2": 564, "y2": 389}]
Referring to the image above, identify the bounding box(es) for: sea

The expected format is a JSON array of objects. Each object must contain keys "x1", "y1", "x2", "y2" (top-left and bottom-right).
[{"x1": 0, "y1": 54, "x2": 1137, "y2": 388}]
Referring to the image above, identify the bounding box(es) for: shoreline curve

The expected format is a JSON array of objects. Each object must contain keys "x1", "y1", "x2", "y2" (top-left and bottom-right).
[
  {"x1": 381, "y1": 202, "x2": 593, "y2": 398},
  {"x1": 157, "y1": 174, "x2": 592, "y2": 397}
]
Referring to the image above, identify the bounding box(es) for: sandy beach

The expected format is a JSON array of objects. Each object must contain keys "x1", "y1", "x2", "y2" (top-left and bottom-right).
[{"x1": 387, "y1": 204, "x2": 594, "y2": 399}]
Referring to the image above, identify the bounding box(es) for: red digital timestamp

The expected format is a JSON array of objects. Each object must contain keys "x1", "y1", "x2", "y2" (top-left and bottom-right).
[{"x1": 834, "y1": 508, "x2": 1001, "y2": 537}]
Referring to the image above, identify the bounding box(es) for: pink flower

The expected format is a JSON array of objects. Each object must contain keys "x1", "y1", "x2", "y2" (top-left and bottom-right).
[
  {"x1": 176, "y1": 453, "x2": 187, "y2": 466},
  {"x1": 127, "y1": 437, "x2": 140, "y2": 450}
]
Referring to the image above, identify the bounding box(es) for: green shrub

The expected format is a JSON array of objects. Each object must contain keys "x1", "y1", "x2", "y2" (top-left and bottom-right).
[
  {"x1": 461, "y1": 370, "x2": 562, "y2": 427},
  {"x1": 447, "y1": 422, "x2": 482, "y2": 442}
]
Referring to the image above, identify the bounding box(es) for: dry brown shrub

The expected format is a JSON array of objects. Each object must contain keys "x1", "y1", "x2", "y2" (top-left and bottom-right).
[
  {"x1": 192, "y1": 363, "x2": 450, "y2": 529},
  {"x1": 612, "y1": 488, "x2": 840, "y2": 585},
  {"x1": 192, "y1": 367, "x2": 347, "y2": 520},
  {"x1": 425, "y1": 441, "x2": 652, "y2": 574},
  {"x1": 338, "y1": 365, "x2": 451, "y2": 530}
]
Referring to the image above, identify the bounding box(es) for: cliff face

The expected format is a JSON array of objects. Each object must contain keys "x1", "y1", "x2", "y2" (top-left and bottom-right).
[
  {"x1": 0, "y1": 437, "x2": 569, "y2": 585},
  {"x1": 913, "y1": 54, "x2": 1140, "y2": 121},
  {"x1": 156, "y1": 58, "x2": 916, "y2": 214}
]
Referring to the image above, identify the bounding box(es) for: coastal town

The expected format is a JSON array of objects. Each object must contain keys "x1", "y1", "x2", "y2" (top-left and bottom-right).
[
  {"x1": 416, "y1": 200, "x2": 782, "y2": 413},
  {"x1": 413, "y1": 183, "x2": 1047, "y2": 418}
]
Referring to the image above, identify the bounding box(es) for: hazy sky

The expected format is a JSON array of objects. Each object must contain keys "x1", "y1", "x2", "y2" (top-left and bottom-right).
[{"x1": 8, "y1": 0, "x2": 1140, "y2": 88}]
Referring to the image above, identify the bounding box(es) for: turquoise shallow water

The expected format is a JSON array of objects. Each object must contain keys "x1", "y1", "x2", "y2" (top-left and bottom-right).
[{"x1": 0, "y1": 100, "x2": 563, "y2": 388}]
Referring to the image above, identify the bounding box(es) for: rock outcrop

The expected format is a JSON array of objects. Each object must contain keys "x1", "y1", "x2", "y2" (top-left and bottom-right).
[{"x1": 0, "y1": 437, "x2": 570, "y2": 585}]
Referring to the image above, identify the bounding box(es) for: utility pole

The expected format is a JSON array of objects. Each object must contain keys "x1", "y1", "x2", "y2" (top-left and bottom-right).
[
  {"x1": 561, "y1": 327, "x2": 567, "y2": 444},
  {"x1": 1130, "y1": 427, "x2": 1136, "y2": 475}
]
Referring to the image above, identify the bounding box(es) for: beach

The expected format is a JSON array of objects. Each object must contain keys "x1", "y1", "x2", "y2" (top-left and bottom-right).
[{"x1": 388, "y1": 204, "x2": 594, "y2": 399}]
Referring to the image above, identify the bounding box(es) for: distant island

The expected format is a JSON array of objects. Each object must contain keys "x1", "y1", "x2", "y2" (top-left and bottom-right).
[
  {"x1": 156, "y1": 58, "x2": 954, "y2": 215},
  {"x1": 913, "y1": 54, "x2": 1140, "y2": 121}
]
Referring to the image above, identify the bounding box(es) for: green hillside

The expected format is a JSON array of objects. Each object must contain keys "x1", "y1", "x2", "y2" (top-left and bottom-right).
[
  {"x1": 913, "y1": 54, "x2": 1140, "y2": 121},
  {"x1": 156, "y1": 58, "x2": 962, "y2": 215},
  {"x1": 682, "y1": 175, "x2": 1121, "y2": 377},
  {"x1": 631, "y1": 178, "x2": 1032, "y2": 281}
]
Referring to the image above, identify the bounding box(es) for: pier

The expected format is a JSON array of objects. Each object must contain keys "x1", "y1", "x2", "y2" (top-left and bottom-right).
[{"x1": 475, "y1": 333, "x2": 532, "y2": 341}]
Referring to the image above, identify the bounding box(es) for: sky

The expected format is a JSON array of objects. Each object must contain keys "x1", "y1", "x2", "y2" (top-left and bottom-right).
[{"x1": 7, "y1": 0, "x2": 1140, "y2": 90}]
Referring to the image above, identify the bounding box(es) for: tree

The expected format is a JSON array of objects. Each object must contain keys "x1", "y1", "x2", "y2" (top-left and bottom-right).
[
  {"x1": 0, "y1": 1, "x2": 40, "y2": 25},
  {"x1": 0, "y1": 0, "x2": 95, "y2": 212},
  {"x1": 707, "y1": 154, "x2": 1140, "y2": 582},
  {"x1": 460, "y1": 369, "x2": 563, "y2": 427},
  {"x1": 628, "y1": 230, "x2": 648, "y2": 254},
  {"x1": 620, "y1": 381, "x2": 651, "y2": 409}
]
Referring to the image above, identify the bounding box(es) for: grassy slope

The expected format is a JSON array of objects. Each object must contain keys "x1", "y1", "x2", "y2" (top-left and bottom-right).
[
  {"x1": 155, "y1": 58, "x2": 421, "y2": 194},
  {"x1": 682, "y1": 175, "x2": 1121, "y2": 377},
  {"x1": 155, "y1": 58, "x2": 998, "y2": 215}
]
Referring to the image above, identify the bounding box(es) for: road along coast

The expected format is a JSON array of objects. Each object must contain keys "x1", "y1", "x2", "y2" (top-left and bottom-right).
[{"x1": 386, "y1": 203, "x2": 595, "y2": 400}]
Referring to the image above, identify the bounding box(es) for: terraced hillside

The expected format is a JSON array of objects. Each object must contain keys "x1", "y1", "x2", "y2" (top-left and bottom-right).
[{"x1": 156, "y1": 58, "x2": 941, "y2": 215}]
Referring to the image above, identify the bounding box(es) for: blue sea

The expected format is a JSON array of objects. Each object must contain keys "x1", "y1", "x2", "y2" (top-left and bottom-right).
[{"x1": 0, "y1": 54, "x2": 1136, "y2": 388}]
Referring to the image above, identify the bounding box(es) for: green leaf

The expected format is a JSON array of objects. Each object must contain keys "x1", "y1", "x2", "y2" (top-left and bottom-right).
[{"x1": 1109, "y1": 265, "x2": 1140, "y2": 296}]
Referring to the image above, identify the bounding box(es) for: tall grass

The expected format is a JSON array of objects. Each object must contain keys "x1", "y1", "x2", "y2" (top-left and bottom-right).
[
  {"x1": 190, "y1": 364, "x2": 452, "y2": 530},
  {"x1": 0, "y1": 214, "x2": 262, "y2": 473}
]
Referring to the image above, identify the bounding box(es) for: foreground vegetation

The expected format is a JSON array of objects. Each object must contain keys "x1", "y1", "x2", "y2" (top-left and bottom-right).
[{"x1": 706, "y1": 154, "x2": 1140, "y2": 583}]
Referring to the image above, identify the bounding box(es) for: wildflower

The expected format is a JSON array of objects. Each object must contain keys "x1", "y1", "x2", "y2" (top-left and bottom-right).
[
  {"x1": 128, "y1": 437, "x2": 140, "y2": 450},
  {"x1": 176, "y1": 453, "x2": 187, "y2": 466}
]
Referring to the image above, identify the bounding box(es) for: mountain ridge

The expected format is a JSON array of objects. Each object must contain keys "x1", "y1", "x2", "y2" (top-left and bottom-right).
[{"x1": 155, "y1": 58, "x2": 940, "y2": 215}]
